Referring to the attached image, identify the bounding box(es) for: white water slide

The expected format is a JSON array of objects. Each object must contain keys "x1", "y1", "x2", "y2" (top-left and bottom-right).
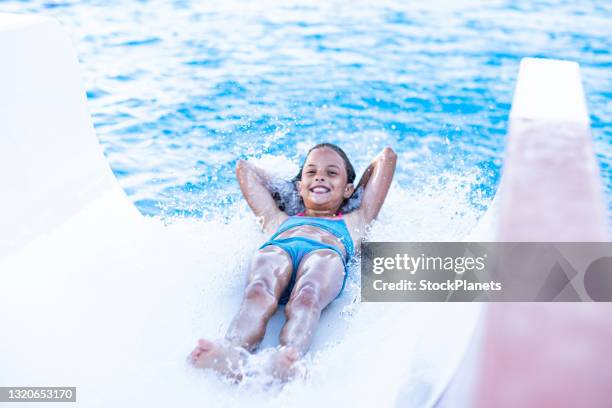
[{"x1": 0, "y1": 14, "x2": 605, "y2": 408}]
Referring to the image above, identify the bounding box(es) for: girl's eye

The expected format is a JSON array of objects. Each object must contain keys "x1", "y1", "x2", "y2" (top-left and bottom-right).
[
  {"x1": 307, "y1": 170, "x2": 316, "y2": 175},
  {"x1": 328, "y1": 171, "x2": 337, "y2": 176}
]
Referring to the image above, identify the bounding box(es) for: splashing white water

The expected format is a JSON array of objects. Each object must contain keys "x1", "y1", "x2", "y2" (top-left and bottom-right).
[{"x1": 0, "y1": 162, "x2": 486, "y2": 407}]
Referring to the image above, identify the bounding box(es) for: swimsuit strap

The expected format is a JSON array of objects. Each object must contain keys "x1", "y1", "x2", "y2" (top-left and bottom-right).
[{"x1": 297, "y1": 211, "x2": 343, "y2": 218}]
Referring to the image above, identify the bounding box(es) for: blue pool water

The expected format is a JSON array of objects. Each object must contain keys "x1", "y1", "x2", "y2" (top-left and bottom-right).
[{"x1": 3, "y1": 0, "x2": 611, "y2": 223}]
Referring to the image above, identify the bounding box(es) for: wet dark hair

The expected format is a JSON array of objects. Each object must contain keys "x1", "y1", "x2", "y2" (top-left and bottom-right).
[{"x1": 293, "y1": 143, "x2": 356, "y2": 184}]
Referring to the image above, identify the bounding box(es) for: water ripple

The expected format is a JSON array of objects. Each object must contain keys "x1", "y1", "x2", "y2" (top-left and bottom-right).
[{"x1": 2, "y1": 0, "x2": 610, "y2": 222}]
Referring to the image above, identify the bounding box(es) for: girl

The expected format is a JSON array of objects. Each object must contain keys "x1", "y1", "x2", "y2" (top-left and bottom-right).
[{"x1": 190, "y1": 143, "x2": 397, "y2": 381}]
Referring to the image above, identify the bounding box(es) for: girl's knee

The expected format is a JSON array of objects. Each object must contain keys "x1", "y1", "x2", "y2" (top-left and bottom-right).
[
  {"x1": 244, "y1": 280, "x2": 276, "y2": 305},
  {"x1": 289, "y1": 283, "x2": 321, "y2": 311}
]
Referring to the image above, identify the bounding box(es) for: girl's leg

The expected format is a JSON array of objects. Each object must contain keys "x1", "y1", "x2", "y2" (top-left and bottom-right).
[
  {"x1": 270, "y1": 249, "x2": 344, "y2": 379},
  {"x1": 190, "y1": 246, "x2": 292, "y2": 377},
  {"x1": 225, "y1": 246, "x2": 293, "y2": 349}
]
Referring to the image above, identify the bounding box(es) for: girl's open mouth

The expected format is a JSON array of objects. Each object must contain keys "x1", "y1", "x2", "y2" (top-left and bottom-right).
[{"x1": 310, "y1": 186, "x2": 330, "y2": 193}]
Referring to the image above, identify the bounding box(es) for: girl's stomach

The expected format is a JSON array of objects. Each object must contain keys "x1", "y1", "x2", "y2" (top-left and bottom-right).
[{"x1": 275, "y1": 226, "x2": 348, "y2": 258}]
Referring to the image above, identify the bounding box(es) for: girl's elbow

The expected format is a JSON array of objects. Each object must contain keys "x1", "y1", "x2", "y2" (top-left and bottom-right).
[
  {"x1": 236, "y1": 160, "x2": 249, "y2": 183},
  {"x1": 381, "y1": 147, "x2": 397, "y2": 162},
  {"x1": 383, "y1": 146, "x2": 396, "y2": 156},
  {"x1": 236, "y1": 159, "x2": 248, "y2": 175}
]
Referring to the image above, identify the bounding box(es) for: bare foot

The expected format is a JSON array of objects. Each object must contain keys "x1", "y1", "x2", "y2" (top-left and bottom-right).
[
  {"x1": 189, "y1": 338, "x2": 249, "y2": 381},
  {"x1": 268, "y1": 346, "x2": 300, "y2": 382}
]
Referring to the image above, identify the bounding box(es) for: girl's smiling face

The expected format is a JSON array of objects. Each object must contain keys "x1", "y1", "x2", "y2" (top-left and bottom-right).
[{"x1": 297, "y1": 147, "x2": 355, "y2": 213}]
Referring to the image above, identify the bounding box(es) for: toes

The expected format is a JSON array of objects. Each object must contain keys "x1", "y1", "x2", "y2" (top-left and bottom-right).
[
  {"x1": 198, "y1": 338, "x2": 214, "y2": 350},
  {"x1": 280, "y1": 346, "x2": 300, "y2": 363},
  {"x1": 269, "y1": 347, "x2": 301, "y2": 382},
  {"x1": 286, "y1": 347, "x2": 299, "y2": 361},
  {"x1": 189, "y1": 348, "x2": 201, "y2": 360},
  {"x1": 189, "y1": 339, "x2": 217, "y2": 365},
  {"x1": 189, "y1": 340, "x2": 250, "y2": 379}
]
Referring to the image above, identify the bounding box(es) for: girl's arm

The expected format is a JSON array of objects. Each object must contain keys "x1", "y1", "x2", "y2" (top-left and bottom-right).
[
  {"x1": 355, "y1": 147, "x2": 397, "y2": 225},
  {"x1": 236, "y1": 160, "x2": 286, "y2": 232}
]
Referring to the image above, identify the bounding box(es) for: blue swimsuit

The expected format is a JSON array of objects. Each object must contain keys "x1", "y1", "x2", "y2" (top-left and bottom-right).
[{"x1": 260, "y1": 215, "x2": 354, "y2": 305}]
